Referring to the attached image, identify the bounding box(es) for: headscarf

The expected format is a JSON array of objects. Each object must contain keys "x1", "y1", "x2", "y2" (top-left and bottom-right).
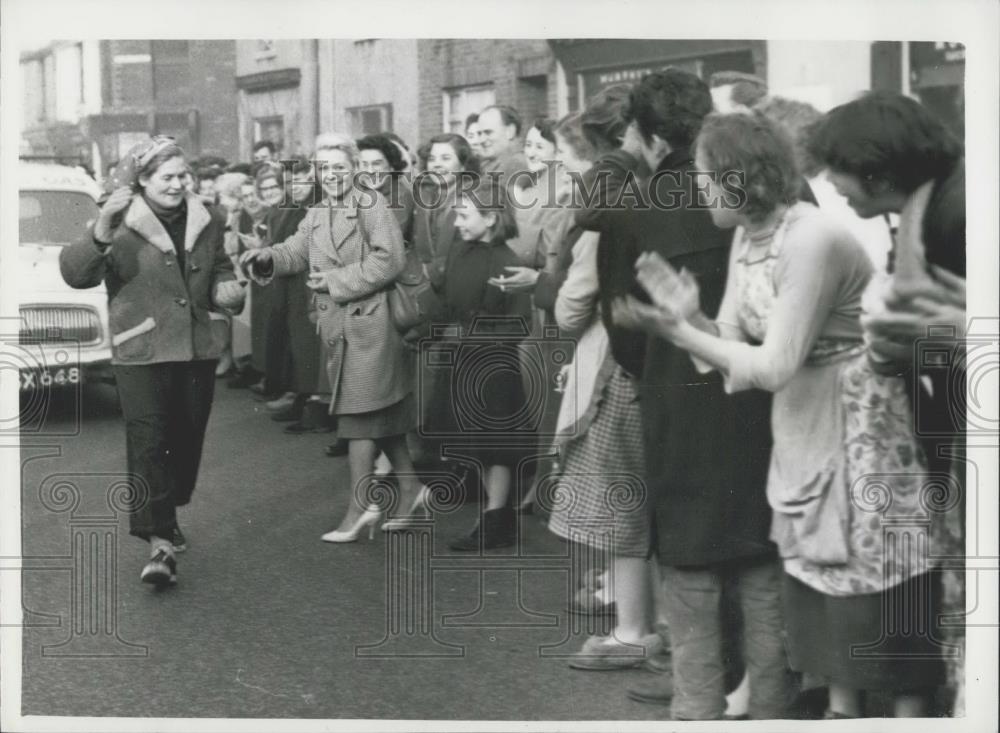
[{"x1": 103, "y1": 135, "x2": 178, "y2": 195}]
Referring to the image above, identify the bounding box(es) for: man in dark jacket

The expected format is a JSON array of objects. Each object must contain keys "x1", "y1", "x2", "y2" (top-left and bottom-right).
[{"x1": 580, "y1": 70, "x2": 785, "y2": 720}]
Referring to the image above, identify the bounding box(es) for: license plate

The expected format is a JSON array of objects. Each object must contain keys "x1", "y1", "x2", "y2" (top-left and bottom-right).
[{"x1": 20, "y1": 367, "x2": 82, "y2": 392}]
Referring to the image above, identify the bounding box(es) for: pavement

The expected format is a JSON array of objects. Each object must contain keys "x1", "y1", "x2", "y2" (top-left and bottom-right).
[{"x1": 18, "y1": 380, "x2": 672, "y2": 721}]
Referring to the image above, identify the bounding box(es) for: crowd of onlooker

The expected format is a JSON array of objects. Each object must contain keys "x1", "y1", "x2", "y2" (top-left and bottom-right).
[{"x1": 69, "y1": 67, "x2": 967, "y2": 721}]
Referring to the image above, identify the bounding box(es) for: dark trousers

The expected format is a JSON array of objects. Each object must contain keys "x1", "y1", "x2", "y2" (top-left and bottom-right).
[{"x1": 114, "y1": 360, "x2": 217, "y2": 541}]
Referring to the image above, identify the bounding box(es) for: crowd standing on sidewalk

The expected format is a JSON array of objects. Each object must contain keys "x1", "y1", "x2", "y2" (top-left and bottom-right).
[{"x1": 61, "y1": 68, "x2": 968, "y2": 721}]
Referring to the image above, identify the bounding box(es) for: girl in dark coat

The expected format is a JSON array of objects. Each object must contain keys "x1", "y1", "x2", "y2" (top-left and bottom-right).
[{"x1": 432, "y1": 181, "x2": 534, "y2": 550}]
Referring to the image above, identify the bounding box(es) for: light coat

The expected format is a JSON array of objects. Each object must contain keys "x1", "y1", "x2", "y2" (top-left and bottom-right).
[
  {"x1": 59, "y1": 193, "x2": 239, "y2": 365},
  {"x1": 253, "y1": 189, "x2": 409, "y2": 415}
]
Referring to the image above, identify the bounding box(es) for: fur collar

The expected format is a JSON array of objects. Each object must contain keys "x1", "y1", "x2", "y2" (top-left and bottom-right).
[{"x1": 124, "y1": 193, "x2": 212, "y2": 254}]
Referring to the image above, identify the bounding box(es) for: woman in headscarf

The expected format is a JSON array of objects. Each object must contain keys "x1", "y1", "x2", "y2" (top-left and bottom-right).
[{"x1": 60, "y1": 136, "x2": 245, "y2": 587}]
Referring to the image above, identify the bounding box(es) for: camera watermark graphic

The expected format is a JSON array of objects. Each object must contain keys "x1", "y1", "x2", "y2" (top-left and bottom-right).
[
  {"x1": 1, "y1": 316, "x2": 85, "y2": 438},
  {"x1": 417, "y1": 318, "x2": 575, "y2": 441},
  {"x1": 847, "y1": 471, "x2": 966, "y2": 662},
  {"x1": 912, "y1": 317, "x2": 999, "y2": 438},
  {"x1": 8, "y1": 473, "x2": 150, "y2": 657}
]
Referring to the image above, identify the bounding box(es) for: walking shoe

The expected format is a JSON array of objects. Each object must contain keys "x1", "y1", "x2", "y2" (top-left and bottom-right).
[
  {"x1": 567, "y1": 587, "x2": 617, "y2": 617},
  {"x1": 170, "y1": 526, "x2": 187, "y2": 553},
  {"x1": 325, "y1": 438, "x2": 349, "y2": 457},
  {"x1": 249, "y1": 379, "x2": 269, "y2": 396},
  {"x1": 140, "y1": 549, "x2": 177, "y2": 587},
  {"x1": 265, "y1": 392, "x2": 297, "y2": 412},
  {"x1": 627, "y1": 674, "x2": 674, "y2": 705},
  {"x1": 448, "y1": 507, "x2": 515, "y2": 551},
  {"x1": 569, "y1": 633, "x2": 663, "y2": 671}
]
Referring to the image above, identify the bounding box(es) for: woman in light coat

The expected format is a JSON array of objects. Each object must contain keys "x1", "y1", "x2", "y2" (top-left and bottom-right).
[{"x1": 240, "y1": 135, "x2": 425, "y2": 542}]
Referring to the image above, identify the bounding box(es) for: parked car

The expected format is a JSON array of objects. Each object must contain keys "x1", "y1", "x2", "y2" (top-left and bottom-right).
[{"x1": 17, "y1": 161, "x2": 114, "y2": 395}]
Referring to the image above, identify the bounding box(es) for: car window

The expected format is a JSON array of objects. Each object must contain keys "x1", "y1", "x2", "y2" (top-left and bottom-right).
[{"x1": 20, "y1": 191, "x2": 99, "y2": 246}]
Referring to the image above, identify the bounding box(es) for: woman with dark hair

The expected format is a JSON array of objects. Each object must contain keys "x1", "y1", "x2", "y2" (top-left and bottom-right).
[
  {"x1": 500, "y1": 117, "x2": 564, "y2": 267},
  {"x1": 465, "y1": 113, "x2": 483, "y2": 158},
  {"x1": 413, "y1": 133, "x2": 481, "y2": 292},
  {"x1": 60, "y1": 136, "x2": 245, "y2": 586},
  {"x1": 618, "y1": 111, "x2": 947, "y2": 718},
  {"x1": 357, "y1": 133, "x2": 415, "y2": 246},
  {"x1": 808, "y1": 90, "x2": 966, "y2": 716}
]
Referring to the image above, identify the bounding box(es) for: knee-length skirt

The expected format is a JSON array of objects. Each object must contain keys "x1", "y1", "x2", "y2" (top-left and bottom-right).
[{"x1": 546, "y1": 366, "x2": 649, "y2": 557}]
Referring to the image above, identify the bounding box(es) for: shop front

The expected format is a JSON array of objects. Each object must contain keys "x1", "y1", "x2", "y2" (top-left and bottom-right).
[{"x1": 548, "y1": 39, "x2": 766, "y2": 110}]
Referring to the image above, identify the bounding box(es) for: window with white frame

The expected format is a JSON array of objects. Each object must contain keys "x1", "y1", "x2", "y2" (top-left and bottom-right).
[{"x1": 443, "y1": 84, "x2": 496, "y2": 133}]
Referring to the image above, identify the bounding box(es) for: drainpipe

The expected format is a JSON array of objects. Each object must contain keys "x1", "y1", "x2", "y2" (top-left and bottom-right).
[{"x1": 300, "y1": 40, "x2": 320, "y2": 154}]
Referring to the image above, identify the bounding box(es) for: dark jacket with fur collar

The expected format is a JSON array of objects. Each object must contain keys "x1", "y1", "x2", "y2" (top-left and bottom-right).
[{"x1": 59, "y1": 193, "x2": 237, "y2": 365}]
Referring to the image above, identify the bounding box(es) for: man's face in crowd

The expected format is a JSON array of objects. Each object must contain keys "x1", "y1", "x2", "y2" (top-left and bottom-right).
[
  {"x1": 253, "y1": 146, "x2": 274, "y2": 164},
  {"x1": 477, "y1": 108, "x2": 515, "y2": 161}
]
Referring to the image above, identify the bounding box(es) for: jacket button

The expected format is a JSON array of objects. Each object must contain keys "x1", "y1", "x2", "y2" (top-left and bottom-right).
[
  {"x1": 318, "y1": 303, "x2": 328, "y2": 311},
  {"x1": 175, "y1": 298, "x2": 188, "y2": 306},
  {"x1": 327, "y1": 338, "x2": 336, "y2": 346},
  {"x1": 190, "y1": 263, "x2": 200, "y2": 271},
  {"x1": 165, "y1": 259, "x2": 173, "y2": 266}
]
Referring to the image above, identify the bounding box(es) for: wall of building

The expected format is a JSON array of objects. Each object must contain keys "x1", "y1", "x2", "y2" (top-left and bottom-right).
[
  {"x1": 416, "y1": 39, "x2": 557, "y2": 146},
  {"x1": 189, "y1": 40, "x2": 239, "y2": 161},
  {"x1": 235, "y1": 40, "x2": 305, "y2": 78},
  {"x1": 324, "y1": 39, "x2": 420, "y2": 147},
  {"x1": 235, "y1": 39, "x2": 311, "y2": 160},
  {"x1": 766, "y1": 40, "x2": 872, "y2": 111}
]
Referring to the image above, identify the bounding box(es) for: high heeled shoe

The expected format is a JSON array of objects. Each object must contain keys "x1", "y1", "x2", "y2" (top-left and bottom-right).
[
  {"x1": 381, "y1": 486, "x2": 431, "y2": 531},
  {"x1": 320, "y1": 505, "x2": 382, "y2": 543}
]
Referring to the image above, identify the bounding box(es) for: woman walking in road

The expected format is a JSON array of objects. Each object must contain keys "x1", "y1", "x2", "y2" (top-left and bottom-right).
[{"x1": 60, "y1": 136, "x2": 245, "y2": 587}]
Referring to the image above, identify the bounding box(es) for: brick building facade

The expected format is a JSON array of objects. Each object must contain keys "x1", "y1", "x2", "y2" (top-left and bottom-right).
[
  {"x1": 416, "y1": 39, "x2": 558, "y2": 144},
  {"x1": 21, "y1": 40, "x2": 239, "y2": 173}
]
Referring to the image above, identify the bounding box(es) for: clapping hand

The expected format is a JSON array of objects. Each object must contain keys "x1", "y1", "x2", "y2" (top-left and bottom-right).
[
  {"x1": 862, "y1": 265, "x2": 966, "y2": 363},
  {"x1": 611, "y1": 295, "x2": 678, "y2": 338},
  {"x1": 634, "y1": 252, "x2": 701, "y2": 322}
]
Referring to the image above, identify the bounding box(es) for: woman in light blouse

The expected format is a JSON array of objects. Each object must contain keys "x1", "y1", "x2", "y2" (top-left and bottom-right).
[{"x1": 615, "y1": 112, "x2": 946, "y2": 718}]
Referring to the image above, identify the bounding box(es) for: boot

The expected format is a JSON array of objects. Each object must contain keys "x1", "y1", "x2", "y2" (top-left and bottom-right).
[
  {"x1": 285, "y1": 399, "x2": 335, "y2": 434},
  {"x1": 448, "y1": 507, "x2": 515, "y2": 551}
]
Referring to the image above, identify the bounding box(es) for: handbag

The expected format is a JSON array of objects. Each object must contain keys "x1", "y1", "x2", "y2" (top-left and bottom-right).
[{"x1": 357, "y1": 204, "x2": 441, "y2": 334}]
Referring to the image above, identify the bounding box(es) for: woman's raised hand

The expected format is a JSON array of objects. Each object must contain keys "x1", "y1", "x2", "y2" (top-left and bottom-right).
[
  {"x1": 611, "y1": 295, "x2": 681, "y2": 338},
  {"x1": 94, "y1": 186, "x2": 134, "y2": 242},
  {"x1": 100, "y1": 187, "x2": 134, "y2": 220},
  {"x1": 634, "y1": 251, "x2": 701, "y2": 321}
]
